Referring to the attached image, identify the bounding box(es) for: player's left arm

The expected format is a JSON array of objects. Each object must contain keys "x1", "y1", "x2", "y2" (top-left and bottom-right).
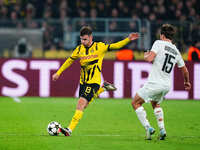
[
  {"x1": 180, "y1": 66, "x2": 191, "y2": 90},
  {"x1": 108, "y1": 33, "x2": 139, "y2": 50},
  {"x1": 177, "y1": 54, "x2": 191, "y2": 90}
]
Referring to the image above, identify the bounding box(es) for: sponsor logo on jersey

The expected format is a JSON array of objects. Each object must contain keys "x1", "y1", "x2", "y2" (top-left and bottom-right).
[{"x1": 80, "y1": 55, "x2": 98, "y2": 60}]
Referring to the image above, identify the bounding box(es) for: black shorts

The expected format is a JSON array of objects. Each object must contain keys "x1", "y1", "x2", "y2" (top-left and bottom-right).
[{"x1": 79, "y1": 83, "x2": 100, "y2": 102}]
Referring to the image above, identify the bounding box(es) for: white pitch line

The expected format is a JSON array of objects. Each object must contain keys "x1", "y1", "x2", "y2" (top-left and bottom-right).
[
  {"x1": 11, "y1": 97, "x2": 21, "y2": 103},
  {"x1": 80, "y1": 135, "x2": 200, "y2": 138}
]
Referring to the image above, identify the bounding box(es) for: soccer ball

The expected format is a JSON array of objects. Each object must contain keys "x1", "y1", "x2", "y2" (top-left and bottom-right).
[{"x1": 47, "y1": 121, "x2": 61, "y2": 136}]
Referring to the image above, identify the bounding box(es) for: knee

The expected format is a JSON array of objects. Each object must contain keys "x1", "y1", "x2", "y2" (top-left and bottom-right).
[
  {"x1": 131, "y1": 100, "x2": 135, "y2": 107},
  {"x1": 152, "y1": 102, "x2": 160, "y2": 109},
  {"x1": 84, "y1": 103, "x2": 88, "y2": 109},
  {"x1": 131, "y1": 100, "x2": 140, "y2": 110},
  {"x1": 77, "y1": 98, "x2": 88, "y2": 110},
  {"x1": 131, "y1": 94, "x2": 144, "y2": 110}
]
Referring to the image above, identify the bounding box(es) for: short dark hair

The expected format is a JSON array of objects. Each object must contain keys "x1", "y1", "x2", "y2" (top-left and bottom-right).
[
  {"x1": 160, "y1": 24, "x2": 176, "y2": 40},
  {"x1": 80, "y1": 25, "x2": 92, "y2": 36}
]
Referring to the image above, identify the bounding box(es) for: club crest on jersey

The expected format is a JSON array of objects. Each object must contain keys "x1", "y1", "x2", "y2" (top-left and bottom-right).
[{"x1": 90, "y1": 49, "x2": 94, "y2": 53}]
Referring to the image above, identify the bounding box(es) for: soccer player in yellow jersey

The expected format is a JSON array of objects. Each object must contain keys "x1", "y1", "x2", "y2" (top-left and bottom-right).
[{"x1": 52, "y1": 25, "x2": 139, "y2": 136}]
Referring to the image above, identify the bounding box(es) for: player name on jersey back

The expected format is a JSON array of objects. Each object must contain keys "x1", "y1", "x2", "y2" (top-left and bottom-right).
[{"x1": 164, "y1": 46, "x2": 178, "y2": 56}]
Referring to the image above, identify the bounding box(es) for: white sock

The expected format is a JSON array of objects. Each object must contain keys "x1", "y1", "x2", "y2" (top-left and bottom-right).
[
  {"x1": 154, "y1": 107, "x2": 165, "y2": 130},
  {"x1": 135, "y1": 106, "x2": 150, "y2": 130}
]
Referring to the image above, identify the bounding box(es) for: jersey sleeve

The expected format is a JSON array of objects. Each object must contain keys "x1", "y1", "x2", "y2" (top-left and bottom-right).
[
  {"x1": 98, "y1": 42, "x2": 110, "y2": 53},
  {"x1": 109, "y1": 38, "x2": 130, "y2": 51},
  {"x1": 56, "y1": 46, "x2": 80, "y2": 75},
  {"x1": 100, "y1": 38, "x2": 131, "y2": 53},
  {"x1": 151, "y1": 40, "x2": 160, "y2": 54},
  {"x1": 70, "y1": 46, "x2": 80, "y2": 60}
]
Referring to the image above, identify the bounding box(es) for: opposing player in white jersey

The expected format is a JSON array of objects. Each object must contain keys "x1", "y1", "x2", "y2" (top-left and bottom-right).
[{"x1": 131, "y1": 24, "x2": 191, "y2": 140}]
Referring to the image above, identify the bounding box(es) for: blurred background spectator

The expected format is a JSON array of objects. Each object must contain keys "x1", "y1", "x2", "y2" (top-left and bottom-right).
[{"x1": 0, "y1": 0, "x2": 199, "y2": 60}]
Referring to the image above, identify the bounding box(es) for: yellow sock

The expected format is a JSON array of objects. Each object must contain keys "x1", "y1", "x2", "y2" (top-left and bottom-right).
[
  {"x1": 97, "y1": 87, "x2": 105, "y2": 96},
  {"x1": 68, "y1": 110, "x2": 83, "y2": 131}
]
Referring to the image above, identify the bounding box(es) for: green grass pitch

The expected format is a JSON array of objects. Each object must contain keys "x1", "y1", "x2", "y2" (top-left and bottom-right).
[{"x1": 0, "y1": 97, "x2": 200, "y2": 150}]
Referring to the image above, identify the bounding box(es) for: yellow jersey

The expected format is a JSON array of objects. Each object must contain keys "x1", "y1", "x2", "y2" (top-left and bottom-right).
[{"x1": 56, "y1": 37, "x2": 131, "y2": 85}]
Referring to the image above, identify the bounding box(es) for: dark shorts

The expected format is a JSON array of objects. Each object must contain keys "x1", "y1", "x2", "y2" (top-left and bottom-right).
[{"x1": 79, "y1": 83, "x2": 100, "y2": 102}]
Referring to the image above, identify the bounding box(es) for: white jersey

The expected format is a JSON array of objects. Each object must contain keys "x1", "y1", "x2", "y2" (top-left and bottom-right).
[{"x1": 147, "y1": 40, "x2": 185, "y2": 87}]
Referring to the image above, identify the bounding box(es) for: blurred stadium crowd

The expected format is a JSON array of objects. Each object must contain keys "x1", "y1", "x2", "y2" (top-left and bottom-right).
[
  {"x1": 1, "y1": 0, "x2": 199, "y2": 22},
  {"x1": 0, "y1": 0, "x2": 199, "y2": 59}
]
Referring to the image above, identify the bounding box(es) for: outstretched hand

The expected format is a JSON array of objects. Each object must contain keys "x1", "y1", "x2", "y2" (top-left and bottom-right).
[
  {"x1": 128, "y1": 32, "x2": 139, "y2": 41},
  {"x1": 52, "y1": 73, "x2": 60, "y2": 81}
]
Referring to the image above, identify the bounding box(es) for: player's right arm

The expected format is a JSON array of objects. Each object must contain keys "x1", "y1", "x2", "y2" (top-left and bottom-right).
[
  {"x1": 144, "y1": 51, "x2": 156, "y2": 62},
  {"x1": 144, "y1": 40, "x2": 159, "y2": 62},
  {"x1": 52, "y1": 57, "x2": 75, "y2": 81},
  {"x1": 52, "y1": 47, "x2": 79, "y2": 81}
]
